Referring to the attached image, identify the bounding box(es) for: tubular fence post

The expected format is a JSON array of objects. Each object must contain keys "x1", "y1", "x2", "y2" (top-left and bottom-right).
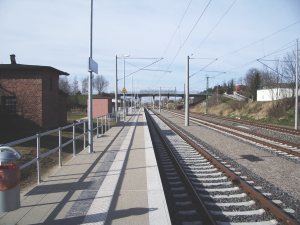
[
  {"x1": 36, "y1": 133, "x2": 41, "y2": 184},
  {"x1": 97, "y1": 117, "x2": 99, "y2": 138},
  {"x1": 116, "y1": 111, "x2": 118, "y2": 125},
  {"x1": 107, "y1": 114, "x2": 109, "y2": 130},
  {"x1": 113, "y1": 112, "x2": 116, "y2": 126},
  {"x1": 109, "y1": 114, "x2": 113, "y2": 129},
  {"x1": 108, "y1": 114, "x2": 110, "y2": 130},
  {"x1": 83, "y1": 120, "x2": 86, "y2": 148},
  {"x1": 59, "y1": 127, "x2": 62, "y2": 167},
  {"x1": 73, "y1": 122, "x2": 76, "y2": 157},
  {"x1": 100, "y1": 117, "x2": 103, "y2": 134},
  {"x1": 115, "y1": 108, "x2": 118, "y2": 123},
  {"x1": 105, "y1": 115, "x2": 107, "y2": 133}
]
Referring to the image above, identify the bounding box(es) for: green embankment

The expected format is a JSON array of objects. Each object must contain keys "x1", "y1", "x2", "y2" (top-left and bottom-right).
[{"x1": 190, "y1": 97, "x2": 296, "y2": 127}]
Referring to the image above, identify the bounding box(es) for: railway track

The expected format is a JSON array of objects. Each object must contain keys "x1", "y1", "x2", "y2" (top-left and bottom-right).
[
  {"x1": 164, "y1": 110, "x2": 300, "y2": 160},
  {"x1": 145, "y1": 108, "x2": 299, "y2": 225},
  {"x1": 193, "y1": 112, "x2": 300, "y2": 137},
  {"x1": 169, "y1": 110, "x2": 300, "y2": 136}
]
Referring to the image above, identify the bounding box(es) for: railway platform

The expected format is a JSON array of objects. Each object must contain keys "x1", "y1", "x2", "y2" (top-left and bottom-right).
[{"x1": 0, "y1": 109, "x2": 171, "y2": 225}]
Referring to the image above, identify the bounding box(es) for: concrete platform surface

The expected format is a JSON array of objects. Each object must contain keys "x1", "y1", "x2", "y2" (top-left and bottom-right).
[{"x1": 0, "y1": 109, "x2": 171, "y2": 225}]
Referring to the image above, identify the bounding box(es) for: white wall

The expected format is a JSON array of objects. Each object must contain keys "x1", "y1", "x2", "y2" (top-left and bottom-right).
[{"x1": 257, "y1": 88, "x2": 299, "y2": 101}]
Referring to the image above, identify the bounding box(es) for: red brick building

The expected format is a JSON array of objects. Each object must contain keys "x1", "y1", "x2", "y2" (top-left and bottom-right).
[
  {"x1": 0, "y1": 55, "x2": 69, "y2": 130},
  {"x1": 88, "y1": 96, "x2": 112, "y2": 118}
]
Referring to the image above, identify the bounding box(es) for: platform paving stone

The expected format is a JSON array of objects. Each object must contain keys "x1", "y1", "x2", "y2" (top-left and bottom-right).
[{"x1": 0, "y1": 109, "x2": 171, "y2": 225}]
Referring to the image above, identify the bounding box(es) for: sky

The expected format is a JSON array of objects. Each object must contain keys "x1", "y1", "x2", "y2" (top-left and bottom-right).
[{"x1": 1, "y1": 0, "x2": 300, "y2": 94}]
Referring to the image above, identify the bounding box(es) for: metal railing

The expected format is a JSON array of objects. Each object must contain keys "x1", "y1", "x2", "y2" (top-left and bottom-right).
[{"x1": 1, "y1": 112, "x2": 120, "y2": 185}]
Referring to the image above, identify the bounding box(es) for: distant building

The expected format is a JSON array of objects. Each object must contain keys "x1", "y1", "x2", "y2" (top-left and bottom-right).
[
  {"x1": 257, "y1": 88, "x2": 300, "y2": 102},
  {"x1": 235, "y1": 84, "x2": 247, "y2": 93},
  {"x1": 0, "y1": 55, "x2": 69, "y2": 129},
  {"x1": 89, "y1": 96, "x2": 112, "y2": 118}
]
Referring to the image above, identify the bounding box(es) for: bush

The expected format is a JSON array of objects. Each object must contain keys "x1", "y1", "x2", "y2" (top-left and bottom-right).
[{"x1": 68, "y1": 95, "x2": 87, "y2": 110}]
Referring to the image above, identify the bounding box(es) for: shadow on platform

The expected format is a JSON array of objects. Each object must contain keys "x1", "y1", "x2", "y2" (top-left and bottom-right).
[{"x1": 30, "y1": 207, "x2": 157, "y2": 225}]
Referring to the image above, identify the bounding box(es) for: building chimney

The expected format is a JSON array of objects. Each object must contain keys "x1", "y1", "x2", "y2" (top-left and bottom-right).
[{"x1": 10, "y1": 54, "x2": 16, "y2": 64}]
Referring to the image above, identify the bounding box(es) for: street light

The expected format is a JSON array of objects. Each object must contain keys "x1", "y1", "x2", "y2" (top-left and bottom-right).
[
  {"x1": 123, "y1": 55, "x2": 130, "y2": 121},
  {"x1": 115, "y1": 55, "x2": 130, "y2": 122},
  {"x1": 115, "y1": 55, "x2": 118, "y2": 122}
]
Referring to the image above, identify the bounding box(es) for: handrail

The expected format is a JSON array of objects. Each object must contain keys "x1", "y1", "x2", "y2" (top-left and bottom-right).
[
  {"x1": 3, "y1": 135, "x2": 36, "y2": 147},
  {"x1": 1, "y1": 111, "x2": 119, "y2": 185}
]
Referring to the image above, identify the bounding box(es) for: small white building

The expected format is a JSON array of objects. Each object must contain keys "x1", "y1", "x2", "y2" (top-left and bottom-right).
[{"x1": 257, "y1": 88, "x2": 299, "y2": 102}]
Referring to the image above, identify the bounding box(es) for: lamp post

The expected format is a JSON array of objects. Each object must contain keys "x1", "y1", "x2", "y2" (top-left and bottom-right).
[
  {"x1": 115, "y1": 55, "x2": 118, "y2": 122},
  {"x1": 123, "y1": 55, "x2": 130, "y2": 121}
]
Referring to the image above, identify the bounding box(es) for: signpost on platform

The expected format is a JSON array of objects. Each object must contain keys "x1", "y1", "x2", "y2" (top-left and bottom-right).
[
  {"x1": 89, "y1": 57, "x2": 98, "y2": 74},
  {"x1": 87, "y1": 0, "x2": 98, "y2": 154}
]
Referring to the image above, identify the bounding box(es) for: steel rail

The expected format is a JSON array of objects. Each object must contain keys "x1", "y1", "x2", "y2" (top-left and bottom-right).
[
  {"x1": 189, "y1": 110, "x2": 300, "y2": 136},
  {"x1": 152, "y1": 109, "x2": 299, "y2": 225},
  {"x1": 145, "y1": 108, "x2": 217, "y2": 225},
  {"x1": 190, "y1": 114, "x2": 300, "y2": 157},
  {"x1": 168, "y1": 110, "x2": 300, "y2": 158}
]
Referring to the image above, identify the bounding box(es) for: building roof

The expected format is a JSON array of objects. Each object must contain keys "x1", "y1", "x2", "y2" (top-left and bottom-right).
[{"x1": 0, "y1": 64, "x2": 69, "y2": 76}]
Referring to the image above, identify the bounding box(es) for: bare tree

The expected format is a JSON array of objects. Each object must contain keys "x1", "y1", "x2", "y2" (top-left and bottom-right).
[
  {"x1": 71, "y1": 76, "x2": 80, "y2": 95},
  {"x1": 81, "y1": 77, "x2": 88, "y2": 95},
  {"x1": 281, "y1": 50, "x2": 298, "y2": 97},
  {"x1": 227, "y1": 79, "x2": 235, "y2": 94},
  {"x1": 59, "y1": 76, "x2": 71, "y2": 94},
  {"x1": 93, "y1": 75, "x2": 109, "y2": 95}
]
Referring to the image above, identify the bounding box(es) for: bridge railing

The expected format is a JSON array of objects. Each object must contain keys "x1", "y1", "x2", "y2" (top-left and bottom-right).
[{"x1": 1, "y1": 112, "x2": 118, "y2": 185}]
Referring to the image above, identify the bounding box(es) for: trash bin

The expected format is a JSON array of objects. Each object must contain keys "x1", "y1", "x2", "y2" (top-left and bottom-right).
[{"x1": 0, "y1": 146, "x2": 21, "y2": 212}]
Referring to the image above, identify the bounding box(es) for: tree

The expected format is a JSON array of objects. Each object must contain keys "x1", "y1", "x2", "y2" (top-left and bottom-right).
[
  {"x1": 281, "y1": 50, "x2": 299, "y2": 97},
  {"x1": 93, "y1": 75, "x2": 109, "y2": 95},
  {"x1": 245, "y1": 68, "x2": 261, "y2": 101},
  {"x1": 81, "y1": 77, "x2": 88, "y2": 95},
  {"x1": 70, "y1": 76, "x2": 80, "y2": 95},
  {"x1": 59, "y1": 76, "x2": 71, "y2": 94},
  {"x1": 282, "y1": 51, "x2": 296, "y2": 85},
  {"x1": 227, "y1": 79, "x2": 235, "y2": 94}
]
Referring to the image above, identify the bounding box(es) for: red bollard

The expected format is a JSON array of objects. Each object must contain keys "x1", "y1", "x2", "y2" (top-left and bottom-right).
[{"x1": 0, "y1": 146, "x2": 21, "y2": 212}]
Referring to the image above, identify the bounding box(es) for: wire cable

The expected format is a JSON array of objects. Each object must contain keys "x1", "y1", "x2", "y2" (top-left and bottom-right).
[
  {"x1": 218, "y1": 20, "x2": 300, "y2": 59},
  {"x1": 191, "y1": 0, "x2": 237, "y2": 55},
  {"x1": 190, "y1": 58, "x2": 218, "y2": 77},
  {"x1": 158, "y1": 0, "x2": 213, "y2": 82},
  {"x1": 161, "y1": 0, "x2": 193, "y2": 58}
]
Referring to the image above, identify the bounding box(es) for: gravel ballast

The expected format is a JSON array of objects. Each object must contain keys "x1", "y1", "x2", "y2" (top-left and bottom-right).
[{"x1": 159, "y1": 110, "x2": 300, "y2": 221}]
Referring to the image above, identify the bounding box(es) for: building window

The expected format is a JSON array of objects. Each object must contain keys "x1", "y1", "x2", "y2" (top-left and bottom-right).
[{"x1": 2, "y1": 96, "x2": 17, "y2": 114}]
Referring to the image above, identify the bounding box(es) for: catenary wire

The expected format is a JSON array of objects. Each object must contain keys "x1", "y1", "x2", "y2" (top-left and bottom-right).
[
  {"x1": 191, "y1": 0, "x2": 238, "y2": 55},
  {"x1": 158, "y1": 0, "x2": 213, "y2": 82}
]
